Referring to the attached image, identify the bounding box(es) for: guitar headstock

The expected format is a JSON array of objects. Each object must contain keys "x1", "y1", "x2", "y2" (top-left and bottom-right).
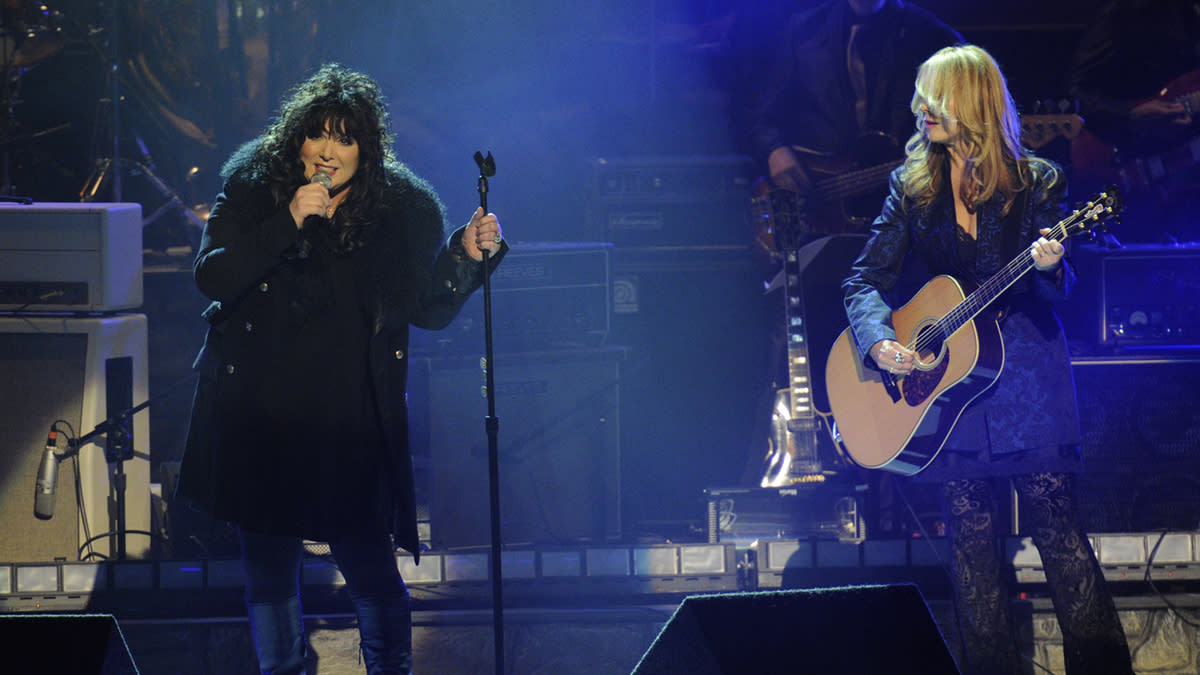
[
  {"x1": 750, "y1": 182, "x2": 809, "y2": 251},
  {"x1": 1062, "y1": 185, "x2": 1123, "y2": 239},
  {"x1": 1020, "y1": 114, "x2": 1084, "y2": 150}
]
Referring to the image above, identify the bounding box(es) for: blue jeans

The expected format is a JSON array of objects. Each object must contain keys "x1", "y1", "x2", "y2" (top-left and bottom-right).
[{"x1": 241, "y1": 528, "x2": 413, "y2": 675}]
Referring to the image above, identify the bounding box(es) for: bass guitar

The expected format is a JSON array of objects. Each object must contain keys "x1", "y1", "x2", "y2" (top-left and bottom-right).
[
  {"x1": 1019, "y1": 114, "x2": 1084, "y2": 151},
  {"x1": 750, "y1": 132, "x2": 901, "y2": 263},
  {"x1": 750, "y1": 116, "x2": 1079, "y2": 262},
  {"x1": 1071, "y1": 69, "x2": 1200, "y2": 200},
  {"x1": 823, "y1": 188, "x2": 1122, "y2": 476}
]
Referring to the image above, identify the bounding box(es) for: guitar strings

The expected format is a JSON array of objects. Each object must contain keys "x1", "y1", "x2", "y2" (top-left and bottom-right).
[
  {"x1": 906, "y1": 197, "x2": 1110, "y2": 355},
  {"x1": 818, "y1": 163, "x2": 899, "y2": 198}
]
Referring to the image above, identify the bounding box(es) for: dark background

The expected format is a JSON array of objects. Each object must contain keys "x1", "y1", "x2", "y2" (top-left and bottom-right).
[{"x1": 8, "y1": 0, "x2": 1093, "y2": 236}]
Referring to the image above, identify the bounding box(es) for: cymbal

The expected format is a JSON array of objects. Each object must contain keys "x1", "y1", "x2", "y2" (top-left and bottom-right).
[{"x1": 2, "y1": 1, "x2": 62, "y2": 68}]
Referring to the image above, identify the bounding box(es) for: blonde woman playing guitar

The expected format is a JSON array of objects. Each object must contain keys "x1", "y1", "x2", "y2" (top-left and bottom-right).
[{"x1": 828, "y1": 45, "x2": 1133, "y2": 674}]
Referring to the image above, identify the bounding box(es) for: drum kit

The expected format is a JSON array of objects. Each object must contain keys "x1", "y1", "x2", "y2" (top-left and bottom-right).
[
  {"x1": 0, "y1": 1, "x2": 61, "y2": 198},
  {"x1": 0, "y1": 1, "x2": 212, "y2": 240},
  {"x1": 1, "y1": 1, "x2": 59, "y2": 72}
]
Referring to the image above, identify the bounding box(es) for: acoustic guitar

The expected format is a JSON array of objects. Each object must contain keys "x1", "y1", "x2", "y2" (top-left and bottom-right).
[{"x1": 823, "y1": 188, "x2": 1122, "y2": 476}]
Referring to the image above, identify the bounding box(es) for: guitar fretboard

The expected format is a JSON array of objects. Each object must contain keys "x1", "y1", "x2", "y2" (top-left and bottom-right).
[
  {"x1": 914, "y1": 195, "x2": 1116, "y2": 353},
  {"x1": 784, "y1": 249, "x2": 815, "y2": 426}
]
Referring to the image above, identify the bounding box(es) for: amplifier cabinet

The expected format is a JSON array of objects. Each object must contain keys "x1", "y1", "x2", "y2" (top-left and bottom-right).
[
  {"x1": 1072, "y1": 356, "x2": 1200, "y2": 533},
  {"x1": 1059, "y1": 243, "x2": 1200, "y2": 349},
  {"x1": 0, "y1": 202, "x2": 143, "y2": 312},
  {"x1": 0, "y1": 315, "x2": 152, "y2": 561},
  {"x1": 414, "y1": 241, "x2": 610, "y2": 353},
  {"x1": 586, "y1": 155, "x2": 756, "y2": 246},
  {"x1": 421, "y1": 348, "x2": 624, "y2": 548}
]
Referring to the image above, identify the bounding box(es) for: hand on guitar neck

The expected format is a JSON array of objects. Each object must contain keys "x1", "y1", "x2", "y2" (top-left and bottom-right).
[
  {"x1": 767, "y1": 145, "x2": 814, "y2": 193},
  {"x1": 1128, "y1": 97, "x2": 1194, "y2": 145},
  {"x1": 751, "y1": 133, "x2": 902, "y2": 259},
  {"x1": 1071, "y1": 69, "x2": 1200, "y2": 201}
]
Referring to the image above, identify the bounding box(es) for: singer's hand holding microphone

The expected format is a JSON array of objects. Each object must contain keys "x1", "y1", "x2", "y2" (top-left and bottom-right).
[{"x1": 290, "y1": 171, "x2": 333, "y2": 228}]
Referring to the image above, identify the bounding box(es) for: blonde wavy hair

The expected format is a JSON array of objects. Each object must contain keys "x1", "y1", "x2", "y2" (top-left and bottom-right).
[{"x1": 900, "y1": 44, "x2": 1058, "y2": 214}]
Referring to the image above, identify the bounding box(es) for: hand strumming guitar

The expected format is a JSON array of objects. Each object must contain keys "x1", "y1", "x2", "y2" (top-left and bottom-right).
[{"x1": 869, "y1": 339, "x2": 916, "y2": 376}]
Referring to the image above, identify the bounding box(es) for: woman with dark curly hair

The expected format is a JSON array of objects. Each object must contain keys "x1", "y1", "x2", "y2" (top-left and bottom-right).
[
  {"x1": 176, "y1": 63, "x2": 506, "y2": 674},
  {"x1": 840, "y1": 45, "x2": 1132, "y2": 673}
]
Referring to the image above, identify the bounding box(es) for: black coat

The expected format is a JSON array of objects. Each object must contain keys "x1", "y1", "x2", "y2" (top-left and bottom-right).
[{"x1": 176, "y1": 153, "x2": 504, "y2": 559}]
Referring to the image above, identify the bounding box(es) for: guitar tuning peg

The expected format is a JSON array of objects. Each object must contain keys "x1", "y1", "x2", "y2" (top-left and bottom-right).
[{"x1": 1057, "y1": 98, "x2": 1072, "y2": 114}]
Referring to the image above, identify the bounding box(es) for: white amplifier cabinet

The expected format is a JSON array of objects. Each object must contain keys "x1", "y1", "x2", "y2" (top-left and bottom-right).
[
  {"x1": 0, "y1": 202, "x2": 143, "y2": 312},
  {"x1": 0, "y1": 314, "x2": 152, "y2": 561}
]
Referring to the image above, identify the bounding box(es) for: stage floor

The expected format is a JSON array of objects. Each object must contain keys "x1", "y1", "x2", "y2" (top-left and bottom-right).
[{"x1": 4, "y1": 533, "x2": 1200, "y2": 673}]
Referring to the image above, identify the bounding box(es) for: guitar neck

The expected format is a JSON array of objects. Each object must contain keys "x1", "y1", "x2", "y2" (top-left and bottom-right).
[
  {"x1": 813, "y1": 160, "x2": 901, "y2": 202},
  {"x1": 926, "y1": 197, "x2": 1113, "y2": 347},
  {"x1": 783, "y1": 248, "x2": 816, "y2": 427}
]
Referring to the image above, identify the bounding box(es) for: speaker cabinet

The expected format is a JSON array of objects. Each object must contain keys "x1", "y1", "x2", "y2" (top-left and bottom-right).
[
  {"x1": 0, "y1": 613, "x2": 139, "y2": 674},
  {"x1": 142, "y1": 262, "x2": 209, "y2": 468},
  {"x1": 0, "y1": 315, "x2": 152, "y2": 561},
  {"x1": 425, "y1": 348, "x2": 623, "y2": 548},
  {"x1": 1057, "y1": 244, "x2": 1200, "y2": 349},
  {"x1": 610, "y1": 246, "x2": 771, "y2": 534},
  {"x1": 1072, "y1": 356, "x2": 1200, "y2": 532},
  {"x1": 633, "y1": 585, "x2": 958, "y2": 674}
]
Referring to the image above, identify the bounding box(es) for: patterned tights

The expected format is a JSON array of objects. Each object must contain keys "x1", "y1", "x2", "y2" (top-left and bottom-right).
[{"x1": 939, "y1": 473, "x2": 1133, "y2": 674}]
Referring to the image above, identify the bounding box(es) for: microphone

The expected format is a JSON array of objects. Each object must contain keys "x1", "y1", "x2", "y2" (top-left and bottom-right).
[
  {"x1": 34, "y1": 429, "x2": 59, "y2": 520},
  {"x1": 311, "y1": 170, "x2": 332, "y2": 190},
  {"x1": 297, "y1": 171, "x2": 333, "y2": 258},
  {"x1": 301, "y1": 171, "x2": 333, "y2": 231}
]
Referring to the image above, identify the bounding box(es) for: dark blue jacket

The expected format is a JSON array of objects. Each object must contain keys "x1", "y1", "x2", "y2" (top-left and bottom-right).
[{"x1": 843, "y1": 163, "x2": 1083, "y2": 469}]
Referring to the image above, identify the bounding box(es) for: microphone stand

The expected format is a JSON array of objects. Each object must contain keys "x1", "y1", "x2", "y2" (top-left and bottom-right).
[
  {"x1": 57, "y1": 396, "x2": 151, "y2": 561},
  {"x1": 474, "y1": 150, "x2": 504, "y2": 675}
]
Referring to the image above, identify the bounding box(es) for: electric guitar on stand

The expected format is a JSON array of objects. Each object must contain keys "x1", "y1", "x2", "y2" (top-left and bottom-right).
[
  {"x1": 754, "y1": 200, "x2": 874, "y2": 486},
  {"x1": 751, "y1": 134, "x2": 899, "y2": 487},
  {"x1": 758, "y1": 229, "x2": 828, "y2": 487}
]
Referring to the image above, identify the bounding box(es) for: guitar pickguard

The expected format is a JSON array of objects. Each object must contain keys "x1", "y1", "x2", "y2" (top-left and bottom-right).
[{"x1": 902, "y1": 357, "x2": 949, "y2": 406}]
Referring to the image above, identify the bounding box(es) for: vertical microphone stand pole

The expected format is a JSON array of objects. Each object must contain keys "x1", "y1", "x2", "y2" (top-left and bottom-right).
[{"x1": 474, "y1": 150, "x2": 504, "y2": 675}]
